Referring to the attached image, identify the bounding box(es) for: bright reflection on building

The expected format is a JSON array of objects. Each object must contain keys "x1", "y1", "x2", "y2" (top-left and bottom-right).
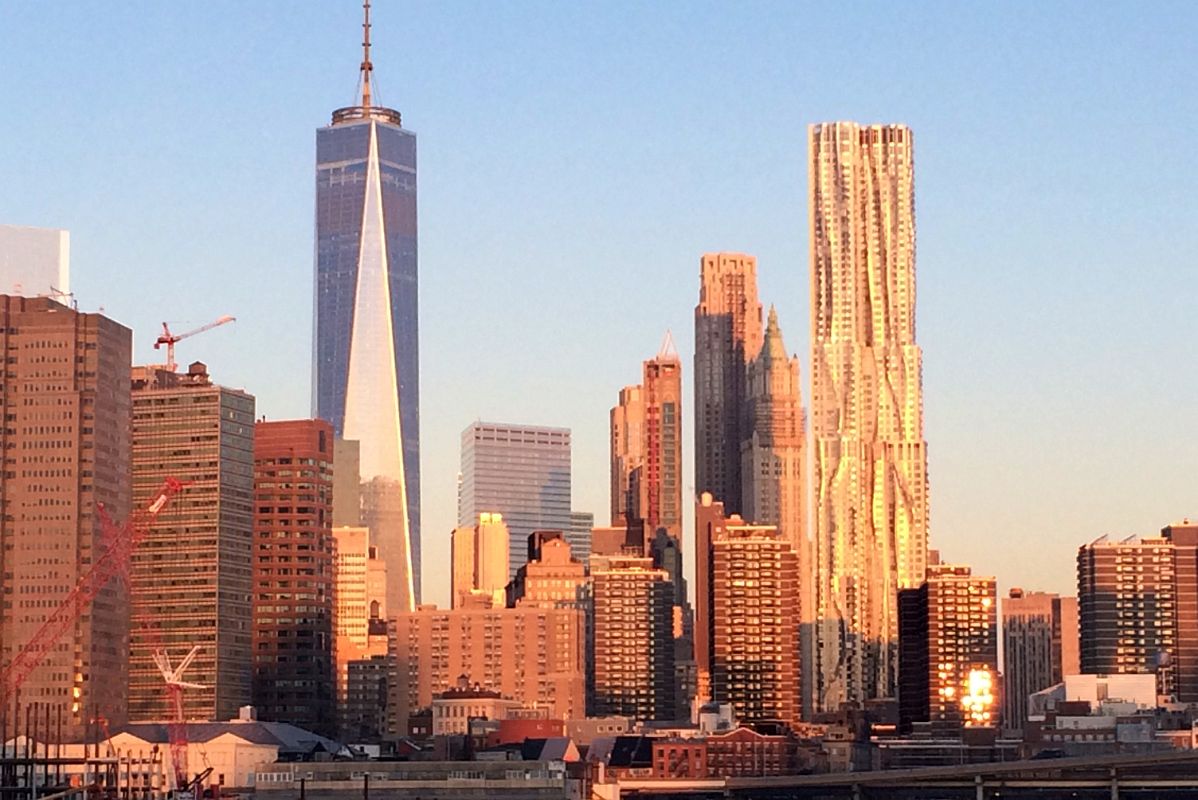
[{"x1": 961, "y1": 668, "x2": 995, "y2": 726}]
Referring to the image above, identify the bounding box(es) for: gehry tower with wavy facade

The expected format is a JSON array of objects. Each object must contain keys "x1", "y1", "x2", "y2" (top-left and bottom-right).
[
  {"x1": 313, "y1": 2, "x2": 419, "y2": 612},
  {"x1": 809, "y1": 122, "x2": 928, "y2": 711}
]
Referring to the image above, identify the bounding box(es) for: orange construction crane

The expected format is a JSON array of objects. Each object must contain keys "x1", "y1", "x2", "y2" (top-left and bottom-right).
[
  {"x1": 0, "y1": 478, "x2": 185, "y2": 704},
  {"x1": 154, "y1": 316, "x2": 235, "y2": 373}
]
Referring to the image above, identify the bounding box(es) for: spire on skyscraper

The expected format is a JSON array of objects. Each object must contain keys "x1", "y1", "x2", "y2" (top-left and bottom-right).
[
  {"x1": 657, "y1": 329, "x2": 678, "y2": 361},
  {"x1": 334, "y1": 0, "x2": 400, "y2": 125},
  {"x1": 359, "y1": 0, "x2": 374, "y2": 108},
  {"x1": 763, "y1": 305, "x2": 786, "y2": 361}
]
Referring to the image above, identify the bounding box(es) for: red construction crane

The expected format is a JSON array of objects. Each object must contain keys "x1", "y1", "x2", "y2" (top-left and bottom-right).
[
  {"x1": 154, "y1": 316, "x2": 235, "y2": 373},
  {"x1": 151, "y1": 637, "x2": 203, "y2": 794},
  {"x1": 0, "y1": 478, "x2": 185, "y2": 703}
]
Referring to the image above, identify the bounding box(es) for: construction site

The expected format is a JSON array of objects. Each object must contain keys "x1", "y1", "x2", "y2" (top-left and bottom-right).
[{"x1": 0, "y1": 478, "x2": 211, "y2": 799}]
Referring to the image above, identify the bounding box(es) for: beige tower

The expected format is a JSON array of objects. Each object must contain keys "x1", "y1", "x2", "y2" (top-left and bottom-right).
[
  {"x1": 741, "y1": 305, "x2": 809, "y2": 714},
  {"x1": 451, "y1": 513, "x2": 510, "y2": 608},
  {"x1": 475, "y1": 513, "x2": 510, "y2": 605},
  {"x1": 809, "y1": 122, "x2": 928, "y2": 710},
  {"x1": 694, "y1": 253, "x2": 763, "y2": 515}
]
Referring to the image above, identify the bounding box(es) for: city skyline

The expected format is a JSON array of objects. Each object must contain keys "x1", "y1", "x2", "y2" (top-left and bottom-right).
[{"x1": 1, "y1": 3, "x2": 1196, "y2": 610}]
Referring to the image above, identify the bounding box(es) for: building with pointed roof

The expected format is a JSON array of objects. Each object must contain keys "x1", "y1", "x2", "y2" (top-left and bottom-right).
[
  {"x1": 313, "y1": 0, "x2": 419, "y2": 613},
  {"x1": 610, "y1": 332, "x2": 683, "y2": 543},
  {"x1": 740, "y1": 306, "x2": 809, "y2": 716}
]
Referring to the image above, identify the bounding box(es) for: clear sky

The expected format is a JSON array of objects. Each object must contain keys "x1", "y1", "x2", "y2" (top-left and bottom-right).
[{"x1": 2, "y1": 1, "x2": 1196, "y2": 608}]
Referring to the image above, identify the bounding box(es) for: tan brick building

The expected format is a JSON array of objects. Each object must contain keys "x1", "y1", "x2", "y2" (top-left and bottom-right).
[{"x1": 388, "y1": 601, "x2": 585, "y2": 736}]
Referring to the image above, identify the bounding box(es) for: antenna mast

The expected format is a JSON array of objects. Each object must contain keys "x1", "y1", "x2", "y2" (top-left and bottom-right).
[{"x1": 360, "y1": 0, "x2": 373, "y2": 108}]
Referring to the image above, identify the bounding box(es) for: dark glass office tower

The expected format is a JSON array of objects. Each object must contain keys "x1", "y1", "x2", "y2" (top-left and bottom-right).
[{"x1": 313, "y1": 7, "x2": 419, "y2": 611}]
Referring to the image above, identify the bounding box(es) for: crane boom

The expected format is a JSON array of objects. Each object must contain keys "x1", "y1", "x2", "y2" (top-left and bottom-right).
[
  {"x1": 0, "y1": 478, "x2": 185, "y2": 702},
  {"x1": 154, "y1": 315, "x2": 235, "y2": 372}
]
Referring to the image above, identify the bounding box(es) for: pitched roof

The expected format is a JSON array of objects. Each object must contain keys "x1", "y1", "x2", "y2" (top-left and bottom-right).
[{"x1": 116, "y1": 721, "x2": 342, "y2": 753}]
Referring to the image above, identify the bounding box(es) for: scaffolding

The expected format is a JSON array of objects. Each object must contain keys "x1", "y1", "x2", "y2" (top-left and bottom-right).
[{"x1": 0, "y1": 701, "x2": 167, "y2": 800}]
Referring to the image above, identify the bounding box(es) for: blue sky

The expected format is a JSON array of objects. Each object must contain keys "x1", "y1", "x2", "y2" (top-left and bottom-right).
[{"x1": 2, "y1": 1, "x2": 1196, "y2": 606}]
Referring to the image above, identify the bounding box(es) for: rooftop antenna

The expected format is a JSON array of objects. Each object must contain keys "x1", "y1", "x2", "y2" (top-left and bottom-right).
[{"x1": 360, "y1": 0, "x2": 373, "y2": 108}]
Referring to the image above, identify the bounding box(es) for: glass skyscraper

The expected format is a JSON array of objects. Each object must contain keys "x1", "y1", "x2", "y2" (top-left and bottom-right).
[
  {"x1": 313, "y1": 20, "x2": 419, "y2": 611},
  {"x1": 458, "y1": 422, "x2": 573, "y2": 581}
]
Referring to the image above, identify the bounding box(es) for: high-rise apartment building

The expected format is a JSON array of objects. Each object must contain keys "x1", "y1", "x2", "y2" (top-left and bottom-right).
[
  {"x1": 457, "y1": 422, "x2": 572, "y2": 581},
  {"x1": 313, "y1": 8, "x2": 419, "y2": 613},
  {"x1": 611, "y1": 335, "x2": 693, "y2": 716},
  {"x1": 694, "y1": 253, "x2": 763, "y2": 516},
  {"x1": 710, "y1": 523, "x2": 800, "y2": 728},
  {"x1": 0, "y1": 296, "x2": 130, "y2": 738},
  {"x1": 129, "y1": 363, "x2": 254, "y2": 722},
  {"x1": 389, "y1": 601, "x2": 586, "y2": 735},
  {"x1": 1001, "y1": 589, "x2": 1079, "y2": 730},
  {"x1": 450, "y1": 512, "x2": 510, "y2": 608},
  {"x1": 590, "y1": 555, "x2": 676, "y2": 721},
  {"x1": 1078, "y1": 532, "x2": 1181, "y2": 697},
  {"x1": 611, "y1": 334, "x2": 683, "y2": 541},
  {"x1": 809, "y1": 122, "x2": 929, "y2": 710},
  {"x1": 252, "y1": 420, "x2": 335, "y2": 735},
  {"x1": 0, "y1": 225, "x2": 70, "y2": 297},
  {"x1": 898, "y1": 564, "x2": 997, "y2": 733}
]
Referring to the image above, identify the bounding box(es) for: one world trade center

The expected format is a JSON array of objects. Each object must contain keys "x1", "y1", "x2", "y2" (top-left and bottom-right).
[{"x1": 313, "y1": 2, "x2": 419, "y2": 612}]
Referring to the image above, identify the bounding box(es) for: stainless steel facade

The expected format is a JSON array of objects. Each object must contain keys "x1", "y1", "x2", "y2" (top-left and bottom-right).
[{"x1": 809, "y1": 122, "x2": 929, "y2": 710}]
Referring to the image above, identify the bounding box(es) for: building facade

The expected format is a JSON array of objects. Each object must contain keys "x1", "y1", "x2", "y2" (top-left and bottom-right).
[
  {"x1": 332, "y1": 525, "x2": 388, "y2": 737},
  {"x1": 898, "y1": 564, "x2": 997, "y2": 732},
  {"x1": 566, "y1": 510, "x2": 593, "y2": 567},
  {"x1": 1165, "y1": 524, "x2": 1198, "y2": 704},
  {"x1": 590, "y1": 555, "x2": 676, "y2": 721},
  {"x1": 251, "y1": 419, "x2": 335, "y2": 735},
  {"x1": 710, "y1": 524, "x2": 801, "y2": 727},
  {"x1": 809, "y1": 122, "x2": 929, "y2": 710},
  {"x1": 507, "y1": 534, "x2": 587, "y2": 609},
  {"x1": 694, "y1": 492, "x2": 726, "y2": 705},
  {"x1": 0, "y1": 225, "x2": 70, "y2": 297},
  {"x1": 129, "y1": 362, "x2": 254, "y2": 722},
  {"x1": 1078, "y1": 534, "x2": 1175, "y2": 687},
  {"x1": 450, "y1": 512, "x2": 510, "y2": 608},
  {"x1": 1001, "y1": 589, "x2": 1079, "y2": 730},
  {"x1": 457, "y1": 422, "x2": 572, "y2": 581},
  {"x1": 740, "y1": 306, "x2": 808, "y2": 715},
  {"x1": 610, "y1": 334, "x2": 683, "y2": 542},
  {"x1": 0, "y1": 296, "x2": 130, "y2": 738},
  {"x1": 694, "y1": 253, "x2": 763, "y2": 517},
  {"x1": 313, "y1": 30, "x2": 419, "y2": 613},
  {"x1": 389, "y1": 602, "x2": 585, "y2": 736}
]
